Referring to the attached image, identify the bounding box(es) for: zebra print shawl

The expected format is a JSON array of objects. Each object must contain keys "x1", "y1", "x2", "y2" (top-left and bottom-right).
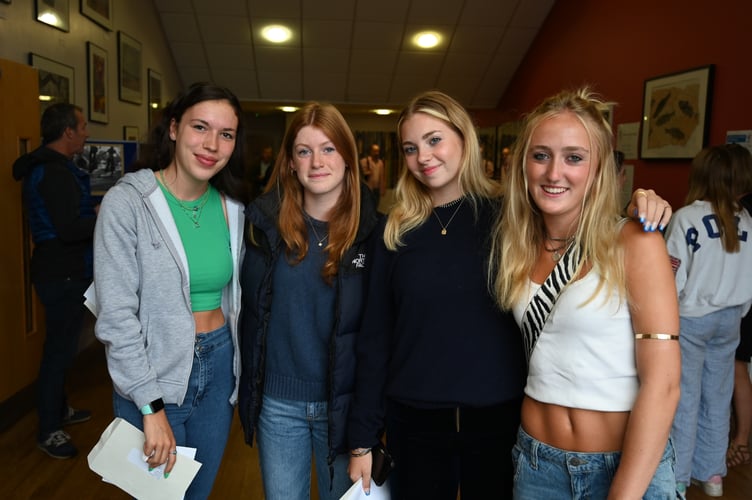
[{"x1": 520, "y1": 243, "x2": 581, "y2": 363}]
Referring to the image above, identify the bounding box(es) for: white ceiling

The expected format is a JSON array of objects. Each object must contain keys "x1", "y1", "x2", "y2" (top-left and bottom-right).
[{"x1": 152, "y1": 0, "x2": 555, "y2": 113}]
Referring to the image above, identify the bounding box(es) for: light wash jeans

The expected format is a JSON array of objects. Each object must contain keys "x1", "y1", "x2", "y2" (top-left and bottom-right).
[
  {"x1": 672, "y1": 307, "x2": 742, "y2": 484},
  {"x1": 512, "y1": 427, "x2": 676, "y2": 499},
  {"x1": 113, "y1": 323, "x2": 235, "y2": 500},
  {"x1": 256, "y1": 395, "x2": 351, "y2": 500}
]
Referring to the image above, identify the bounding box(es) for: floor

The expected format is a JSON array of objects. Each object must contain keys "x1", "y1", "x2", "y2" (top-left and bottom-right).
[{"x1": 1, "y1": 342, "x2": 750, "y2": 499}]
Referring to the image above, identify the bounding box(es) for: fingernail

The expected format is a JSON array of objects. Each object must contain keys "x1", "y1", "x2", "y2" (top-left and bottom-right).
[
  {"x1": 643, "y1": 223, "x2": 650, "y2": 231},
  {"x1": 659, "y1": 224, "x2": 666, "y2": 231},
  {"x1": 365, "y1": 490, "x2": 370, "y2": 496},
  {"x1": 164, "y1": 472, "x2": 170, "y2": 479},
  {"x1": 148, "y1": 467, "x2": 154, "y2": 472},
  {"x1": 639, "y1": 216, "x2": 645, "y2": 224}
]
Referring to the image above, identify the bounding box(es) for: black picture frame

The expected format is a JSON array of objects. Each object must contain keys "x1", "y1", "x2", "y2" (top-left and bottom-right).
[
  {"x1": 640, "y1": 65, "x2": 714, "y2": 160},
  {"x1": 35, "y1": 0, "x2": 70, "y2": 32},
  {"x1": 80, "y1": 0, "x2": 112, "y2": 30},
  {"x1": 87, "y1": 42, "x2": 109, "y2": 124},
  {"x1": 29, "y1": 52, "x2": 74, "y2": 116},
  {"x1": 118, "y1": 31, "x2": 143, "y2": 104}
]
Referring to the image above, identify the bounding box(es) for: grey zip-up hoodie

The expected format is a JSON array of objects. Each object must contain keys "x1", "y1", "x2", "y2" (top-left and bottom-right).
[{"x1": 92, "y1": 168, "x2": 244, "y2": 410}]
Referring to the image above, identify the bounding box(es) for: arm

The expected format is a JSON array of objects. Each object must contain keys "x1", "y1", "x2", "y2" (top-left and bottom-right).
[
  {"x1": 38, "y1": 163, "x2": 96, "y2": 242},
  {"x1": 347, "y1": 227, "x2": 393, "y2": 494},
  {"x1": 379, "y1": 160, "x2": 387, "y2": 195},
  {"x1": 93, "y1": 186, "x2": 177, "y2": 473},
  {"x1": 608, "y1": 222, "x2": 681, "y2": 499}
]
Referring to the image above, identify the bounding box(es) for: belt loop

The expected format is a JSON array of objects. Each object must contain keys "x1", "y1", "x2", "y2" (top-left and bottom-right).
[
  {"x1": 529, "y1": 433, "x2": 539, "y2": 469},
  {"x1": 455, "y1": 407, "x2": 460, "y2": 432}
]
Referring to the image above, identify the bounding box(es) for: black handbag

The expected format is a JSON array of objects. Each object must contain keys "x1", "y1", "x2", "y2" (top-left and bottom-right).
[{"x1": 370, "y1": 441, "x2": 395, "y2": 486}]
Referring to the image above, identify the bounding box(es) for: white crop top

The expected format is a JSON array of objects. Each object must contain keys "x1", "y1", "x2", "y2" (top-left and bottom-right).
[{"x1": 512, "y1": 271, "x2": 638, "y2": 412}]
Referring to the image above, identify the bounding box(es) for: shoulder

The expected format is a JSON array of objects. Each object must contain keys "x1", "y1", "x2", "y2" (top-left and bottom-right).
[{"x1": 619, "y1": 220, "x2": 670, "y2": 268}]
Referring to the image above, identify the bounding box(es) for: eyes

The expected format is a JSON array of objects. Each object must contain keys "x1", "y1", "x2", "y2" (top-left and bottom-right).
[
  {"x1": 294, "y1": 145, "x2": 337, "y2": 158},
  {"x1": 530, "y1": 149, "x2": 587, "y2": 165},
  {"x1": 190, "y1": 122, "x2": 236, "y2": 141},
  {"x1": 403, "y1": 135, "x2": 442, "y2": 155}
]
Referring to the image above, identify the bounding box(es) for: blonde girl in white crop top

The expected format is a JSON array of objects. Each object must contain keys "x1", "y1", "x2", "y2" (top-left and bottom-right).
[{"x1": 489, "y1": 88, "x2": 680, "y2": 499}]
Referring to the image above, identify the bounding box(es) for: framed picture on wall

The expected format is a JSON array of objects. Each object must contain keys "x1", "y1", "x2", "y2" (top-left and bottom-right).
[
  {"x1": 81, "y1": 0, "x2": 113, "y2": 30},
  {"x1": 640, "y1": 65, "x2": 714, "y2": 160},
  {"x1": 87, "y1": 42, "x2": 109, "y2": 123},
  {"x1": 35, "y1": 0, "x2": 70, "y2": 32},
  {"x1": 123, "y1": 125, "x2": 139, "y2": 141},
  {"x1": 148, "y1": 68, "x2": 162, "y2": 128},
  {"x1": 118, "y1": 31, "x2": 143, "y2": 104},
  {"x1": 73, "y1": 140, "x2": 139, "y2": 195},
  {"x1": 29, "y1": 53, "x2": 74, "y2": 116}
]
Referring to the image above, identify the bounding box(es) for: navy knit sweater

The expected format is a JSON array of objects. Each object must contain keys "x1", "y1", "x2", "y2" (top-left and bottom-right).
[{"x1": 348, "y1": 197, "x2": 527, "y2": 448}]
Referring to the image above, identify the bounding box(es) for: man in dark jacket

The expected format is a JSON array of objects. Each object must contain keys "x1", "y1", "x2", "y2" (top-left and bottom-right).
[{"x1": 12, "y1": 103, "x2": 95, "y2": 459}]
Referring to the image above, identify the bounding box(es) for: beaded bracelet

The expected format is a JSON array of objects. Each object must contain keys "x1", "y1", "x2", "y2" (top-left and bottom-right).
[{"x1": 350, "y1": 447, "x2": 372, "y2": 457}]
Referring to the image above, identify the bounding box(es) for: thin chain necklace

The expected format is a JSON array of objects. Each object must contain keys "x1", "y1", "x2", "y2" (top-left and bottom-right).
[
  {"x1": 543, "y1": 232, "x2": 575, "y2": 262},
  {"x1": 432, "y1": 197, "x2": 464, "y2": 236},
  {"x1": 159, "y1": 169, "x2": 211, "y2": 228},
  {"x1": 304, "y1": 213, "x2": 329, "y2": 247}
]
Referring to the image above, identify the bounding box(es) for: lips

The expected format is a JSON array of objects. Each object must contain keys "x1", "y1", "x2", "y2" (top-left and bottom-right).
[
  {"x1": 195, "y1": 154, "x2": 218, "y2": 167},
  {"x1": 542, "y1": 185, "x2": 567, "y2": 195},
  {"x1": 421, "y1": 165, "x2": 440, "y2": 176}
]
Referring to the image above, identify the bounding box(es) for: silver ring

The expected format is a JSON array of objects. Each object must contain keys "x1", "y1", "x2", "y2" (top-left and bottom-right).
[{"x1": 170, "y1": 450, "x2": 178, "y2": 455}]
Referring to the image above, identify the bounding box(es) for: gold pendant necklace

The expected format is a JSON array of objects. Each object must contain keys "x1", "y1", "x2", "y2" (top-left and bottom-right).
[
  {"x1": 304, "y1": 213, "x2": 328, "y2": 247},
  {"x1": 432, "y1": 197, "x2": 464, "y2": 236},
  {"x1": 544, "y1": 233, "x2": 575, "y2": 262}
]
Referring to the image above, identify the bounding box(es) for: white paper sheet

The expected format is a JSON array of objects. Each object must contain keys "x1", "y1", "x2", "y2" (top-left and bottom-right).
[
  {"x1": 339, "y1": 478, "x2": 391, "y2": 500},
  {"x1": 88, "y1": 417, "x2": 202, "y2": 500}
]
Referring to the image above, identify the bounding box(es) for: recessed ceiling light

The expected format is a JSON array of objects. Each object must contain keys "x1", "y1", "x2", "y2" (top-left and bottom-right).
[
  {"x1": 373, "y1": 109, "x2": 393, "y2": 115},
  {"x1": 261, "y1": 25, "x2": 292, "y2": 43},
  {"x1": 279, "y1": 106, "x2": 299, "y2": 113},
  {"x1": 413, "y1": 31, "x2": 441, "y2": 49}
]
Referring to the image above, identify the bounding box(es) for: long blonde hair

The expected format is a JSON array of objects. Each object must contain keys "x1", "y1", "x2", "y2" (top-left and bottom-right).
[
  {"x1": 384, "y1": 90, "x2": 501, "y2": 249},
  {"x1": 490, "y1": 88, "x2": 624, "y2": 310},
  {"x1": 264, "y1": 102, "x2": 361, "y2": 283}
]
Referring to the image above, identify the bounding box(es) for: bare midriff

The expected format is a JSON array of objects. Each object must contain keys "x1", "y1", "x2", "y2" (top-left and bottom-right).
[
  {"x1": 193, "y1": 308, "x2": 225, "y2": 334},
  {"x1": 521, "y1": 396, "x2": 630, "y2": 452}
]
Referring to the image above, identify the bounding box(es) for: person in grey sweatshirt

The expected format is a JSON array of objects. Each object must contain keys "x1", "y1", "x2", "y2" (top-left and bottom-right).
[{"x1": 92, "y1": 83, "x2": 247, "y2": 499}]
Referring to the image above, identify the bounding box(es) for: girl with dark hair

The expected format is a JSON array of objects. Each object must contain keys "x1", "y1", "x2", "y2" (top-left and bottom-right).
[{"x1": 92, "y1": 82, "x2": 247, "y2": 498}]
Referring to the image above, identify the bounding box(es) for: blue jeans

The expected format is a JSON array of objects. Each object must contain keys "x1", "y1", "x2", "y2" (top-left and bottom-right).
[
  {"x1": 256, "y1": 395, "x2": 351, "y2": 500},
  {"x1": 113, "y1": 323, "x2": 235, "y2": 500},
  {"x1": 34, "y1": 277, "x2": 90, "y2": 440},
  {"x1": 672, "y1": 307, "x2": 742, "y2": 484},
  {"x1": 513, "y1": 427, "x2": 676, "y2": 499}
]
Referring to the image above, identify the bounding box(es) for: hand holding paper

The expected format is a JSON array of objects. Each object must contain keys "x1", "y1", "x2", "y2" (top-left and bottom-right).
[{"x1": 88, "y1": 418, "x2": 201, "y2": 500}]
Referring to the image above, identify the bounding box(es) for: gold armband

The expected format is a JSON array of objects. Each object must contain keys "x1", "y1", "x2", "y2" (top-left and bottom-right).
[{"x1": 634, "y1": 333, "x2": 679, "y2": 341}]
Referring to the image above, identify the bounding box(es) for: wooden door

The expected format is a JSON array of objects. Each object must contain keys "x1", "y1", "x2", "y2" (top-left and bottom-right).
[{"x1": 0, "y1": 58, "x2": 44, "y2": 403}]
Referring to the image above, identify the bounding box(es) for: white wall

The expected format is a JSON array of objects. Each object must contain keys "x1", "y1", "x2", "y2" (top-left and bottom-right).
[{"x1": 0, "y1": 0, "x2": 182, "y2": 141}]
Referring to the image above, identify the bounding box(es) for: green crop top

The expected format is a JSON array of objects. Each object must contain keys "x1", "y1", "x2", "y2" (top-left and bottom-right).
[{"x1": 158, "y1": 182, "x2": 232, "y2": 312}]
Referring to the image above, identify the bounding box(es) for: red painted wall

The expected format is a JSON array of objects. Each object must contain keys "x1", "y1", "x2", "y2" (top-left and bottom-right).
[{"x1": 478, "y1": 0, "x2": 752, "y2": 209}]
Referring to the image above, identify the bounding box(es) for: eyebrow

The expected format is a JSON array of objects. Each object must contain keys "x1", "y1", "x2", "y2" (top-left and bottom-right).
[
  {"x1": 189, "y1": 118, "x2": 236, "y2": 133},
  {"x1": 402, "y1": 129, "x2": 442, "y2": 146}
]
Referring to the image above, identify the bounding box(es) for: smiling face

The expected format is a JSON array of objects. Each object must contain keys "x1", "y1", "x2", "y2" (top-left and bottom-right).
[
  {"x1": 400, "y1": 112, "x2": 464, "y2": 205},
  {"x1": 525, "y1": 111, "x2": 595, "y2": 230},
  {"x1": 169, "y1": 99, "x2": 238, "y2": 189},
  {"x1": 290, "y1": 125, "x2": 347, "y2": 207}
]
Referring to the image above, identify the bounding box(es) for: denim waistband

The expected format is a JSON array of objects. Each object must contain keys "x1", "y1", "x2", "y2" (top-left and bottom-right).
[
  {"x1": 195, "y1": 322, "x2": 230, "y2": 346},
  {"x1": 516, "y1": 426, "x2": 621, "y2": 471}
]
